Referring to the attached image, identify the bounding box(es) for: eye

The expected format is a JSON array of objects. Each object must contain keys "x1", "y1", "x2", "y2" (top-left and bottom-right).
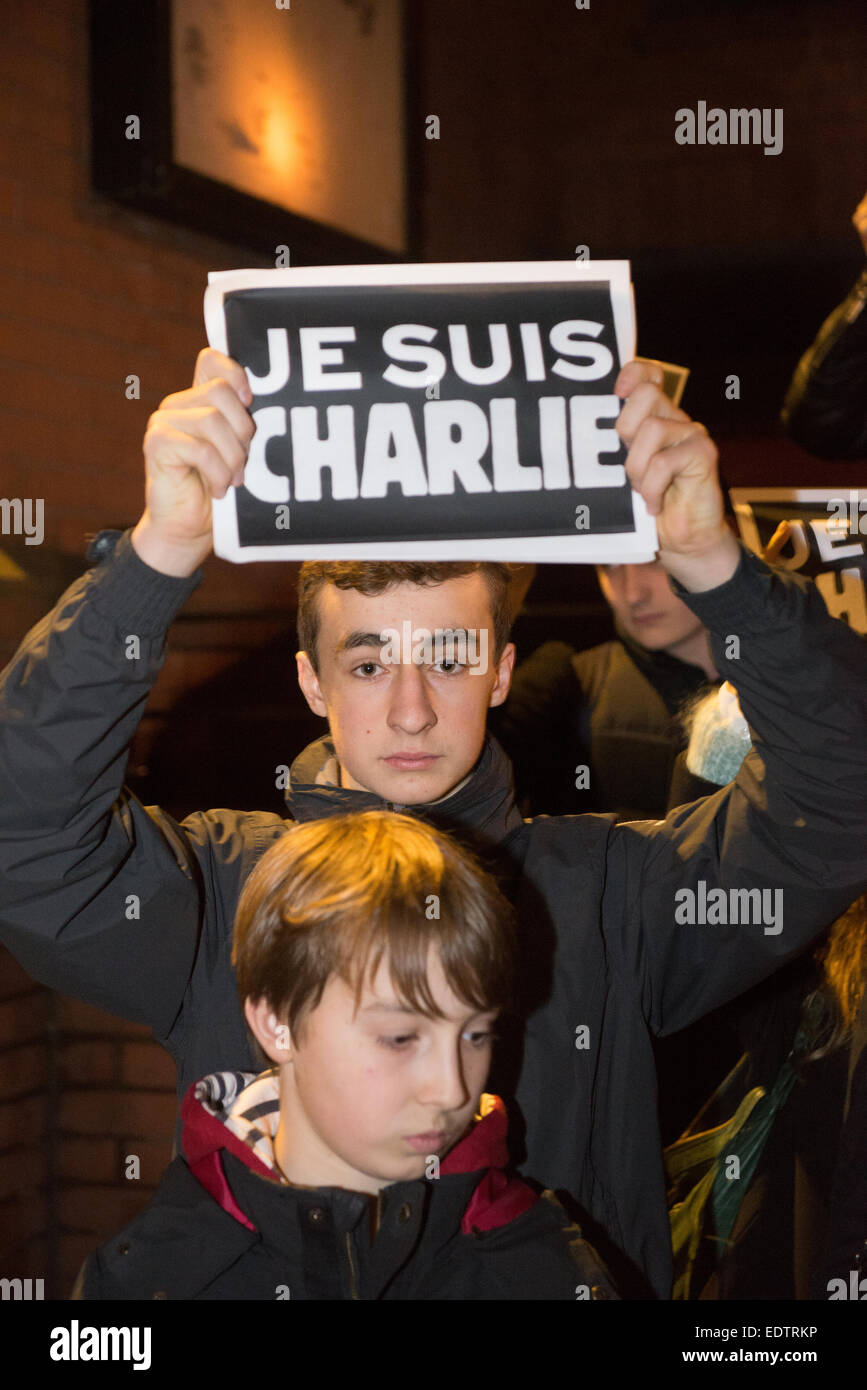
[
  {"x1": 463, "y1": 1028, "x2": 496, "y2": 1048},
  {"x1": 352, "y1": 659, "x2": 385, "y2": 678},
  {"x1": 377, "y1": 1033, "x2": 418, "y2": 1051},
  {"x1": 431, "y1": 658, "x2": 466, "y2": 676}
]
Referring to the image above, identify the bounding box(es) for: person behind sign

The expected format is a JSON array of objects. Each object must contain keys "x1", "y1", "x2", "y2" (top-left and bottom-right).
[
  {"x1": 491, "y1": 556, "x2": 720, "y2": 820},
  {"x1": 1, "y1": 350, "x2": 865, "y2": 1299},
  {"x1": 76, "y1": 811, "x2": 617, "y2": 1300}
]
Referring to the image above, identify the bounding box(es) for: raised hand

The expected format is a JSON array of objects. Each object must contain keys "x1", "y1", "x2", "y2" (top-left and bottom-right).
[
  {"x1": 131, "y1": 349, "x2": 255, "y2": 576},
  {"x1": 615, "y1": 360, "x2": 741, "y2": 592}
]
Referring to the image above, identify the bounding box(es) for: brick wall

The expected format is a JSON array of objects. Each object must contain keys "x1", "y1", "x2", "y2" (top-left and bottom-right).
[
  {"x1": 0, "y1": 956, "x2": 52, "y2": 1287},
  {"x1": 1, "y1": 0, "x2": 864, "y2": 1298},
  {"x1": 0, "y1": 1, "x2": 312, "y2": 1297},
  {"x1": 53, "y1": 1000, "x2": 175, "y2": 1295}
]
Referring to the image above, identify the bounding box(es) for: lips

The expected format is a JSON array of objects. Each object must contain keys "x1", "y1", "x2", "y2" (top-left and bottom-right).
[
  {"x1": 404, "y1": 1131, "x2": 447, "y2": 1152},
  {"x1": 384, "y1": 753, "x2": 440, "y2": 770}
]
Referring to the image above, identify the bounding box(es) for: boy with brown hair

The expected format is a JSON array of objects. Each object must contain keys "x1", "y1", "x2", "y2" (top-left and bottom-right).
[{"x1": 78, "y1": 811, "x2": 617, "y2": 1300}]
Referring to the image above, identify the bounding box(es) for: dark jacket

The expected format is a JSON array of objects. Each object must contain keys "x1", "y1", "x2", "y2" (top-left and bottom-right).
[
  {"x1": 79, "y1": 1076, "x2": 618, "y2": 1300},
  {"x1": 492, "y1": 631, "x2": 715, "y2": 819},
  {"x1": 1, "y1": 530, "x2": 865, "y2": 1298},
  {"x1": 781, "y1": 268, "x2": 867, "y2": 458}
]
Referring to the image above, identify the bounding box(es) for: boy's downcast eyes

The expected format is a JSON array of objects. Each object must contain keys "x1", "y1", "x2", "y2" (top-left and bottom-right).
[
  {"x1": 377, "y1": 1033, "x2": 418, "y2": 1050},
  {"x1": 375, "y1": 1028, "x2": 496, "y2": 1051}
]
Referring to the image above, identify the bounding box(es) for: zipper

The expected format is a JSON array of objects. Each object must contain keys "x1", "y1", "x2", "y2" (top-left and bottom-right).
[
  {"x1": 344, "y1": 1231, "x2": 360, "y2": 1300},
  {"x1": 373, "y1": 1190, "x2": 383, "y2": 1238}
]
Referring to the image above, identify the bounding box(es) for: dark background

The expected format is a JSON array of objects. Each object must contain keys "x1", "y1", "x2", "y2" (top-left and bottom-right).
[{"x1": 1, "y1": 0, "x2": 865, "y2": 1295}]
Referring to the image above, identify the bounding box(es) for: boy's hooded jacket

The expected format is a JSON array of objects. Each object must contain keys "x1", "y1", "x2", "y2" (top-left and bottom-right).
[
  {"x1": 79, "y1": 1074, "x2": 618, "y2": 1300},
  {"x1": 1, "y1": 532, "x2": 865, "y2": 1297}
]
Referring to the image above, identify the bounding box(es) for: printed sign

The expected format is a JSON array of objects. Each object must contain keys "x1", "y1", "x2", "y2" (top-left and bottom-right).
[
  {"x1": 204, "y1": 262, "x2": 657, "y2": 562},
  {"x1": 731, "y1": 487, "x2": 867, "y2": 632}
]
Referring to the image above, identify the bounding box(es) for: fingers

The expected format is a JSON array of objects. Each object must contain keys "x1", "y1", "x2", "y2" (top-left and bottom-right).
[
  {"x1": 145, "y1": 411, "x2": 240, "y2": 496},
  {"x1": 193, "y1": 348, "x2": 253, "y2": 406},
  {"x1": 145, "y1": 379, "x2": 257, "y2": 493},
  {"x1": 626, "y1": 424, "x2": 715, "y2": 517},
  {"x1": 612, "y1": 364, "x2": 717, "y2": 517},
  {"x1": 616, "y1": 380, "x2": 686, "y2": 445},
  {"x1": 143, "y1": 424, "x2": 237, "y2": 500},
  {"x1": 615, "y1": 359, "x2": 665, "y2": 398},
  {"x1": 159, "y1": 379, "x2": 254, "y2": 445}
]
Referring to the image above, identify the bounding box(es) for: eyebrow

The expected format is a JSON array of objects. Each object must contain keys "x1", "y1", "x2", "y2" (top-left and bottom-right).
[
  {"x1": 359, "y1": 1002, "x2": 499, "y2": 1020},
  {"x1": 336, "y1": 631, "x2": 388, "y2": 656},
  {"x1": 335, "y1": 627, "x2": 478, "y2": 657}
]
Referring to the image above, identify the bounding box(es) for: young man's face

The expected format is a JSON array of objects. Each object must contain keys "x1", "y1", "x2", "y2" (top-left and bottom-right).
[
  {"x1": 596, "y1": 559, "x2": 707, "y2": 654},
  {"x1": 296, "y1": 574, "x2": 515, "y2": 804},
  {"x1": 249, "y1": 952, "x2": 497, "y2": 1194}
]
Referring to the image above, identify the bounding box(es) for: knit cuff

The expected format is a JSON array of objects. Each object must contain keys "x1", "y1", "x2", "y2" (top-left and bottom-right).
[
  {"x1": 88, "y1": 529, "x2": 203, "y2": 635},
  {"x1": 669, "y1": 545, "x2": 776, "y2": 633}
]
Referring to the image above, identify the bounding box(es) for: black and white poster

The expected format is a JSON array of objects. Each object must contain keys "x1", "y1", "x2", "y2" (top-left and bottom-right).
[
  {"x1": 203, "y1": 262, "x2": 657, "y2": 562},
  {"x1": 731, "y1": 487, "x2": 867, "y2": 633}
]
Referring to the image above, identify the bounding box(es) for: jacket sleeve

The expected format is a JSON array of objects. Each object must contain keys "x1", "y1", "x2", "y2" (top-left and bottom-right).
[
  {"x1": 780, "y1": 269, "x2": 867, "y2": 458},
  {"x1": 0, "y1": 530, "x2": 210, "y2": 1033},
  {"x1": 606, "y1": 544, "x2": 867, "y2": 1036}
]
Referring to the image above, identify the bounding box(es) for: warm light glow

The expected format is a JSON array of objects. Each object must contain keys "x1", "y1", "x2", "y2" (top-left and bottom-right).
[
  {"x1": 260, "y1": 99, "x2": 305, "y2": 193},
  {"x1": 171, "y1": 0, "x2": 405, "y2": 252},
  {"x1": 0, "y1": 551, "x2": 26, "y2": 581}
]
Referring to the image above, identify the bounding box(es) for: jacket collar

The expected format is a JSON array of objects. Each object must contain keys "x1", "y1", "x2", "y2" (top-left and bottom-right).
[
  {"x1": 614, "y1": 621, "x2": 717, "y2": 714},
  {"x1": 180, "y1": 1072, "x2": 537, "y2": 1251},
  {"x1": 285, "y1": 731, "x2": 524, "y2": 848},
  {"x1": 183, "y1": 1070, "x2": 511, "y2": 1188}
]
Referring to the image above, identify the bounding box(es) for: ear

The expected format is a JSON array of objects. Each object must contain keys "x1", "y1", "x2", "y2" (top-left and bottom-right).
[
  {"x1": 487, "y1": 641, "x2": 516, "y2": 709},
  {"x1": 244, "y1": 997, "x2": 294, "y2": 1065},
  {"x1": 296, "y1": 650, "x2": 328, "y2": 719}
]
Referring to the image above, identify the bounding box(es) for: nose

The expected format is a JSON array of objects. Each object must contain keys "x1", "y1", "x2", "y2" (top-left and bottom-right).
[
  {"x1": 621, "y1": 564, "x2": 651, "y2": 607},
  {"x1": 387, "y1": 661, "x2": 437, "y2": 736},
  {"x1": 417, "y1": 1035, "x2": 472, "y2": 1116}
]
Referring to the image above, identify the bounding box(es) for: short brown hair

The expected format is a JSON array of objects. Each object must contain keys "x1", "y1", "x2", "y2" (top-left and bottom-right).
[
  {"x1": 232, "y1": 811, "x2": 515, "y2": 1038},
  {"x1": 296, "y1": 561, "x2": 515, "y2": 674}
]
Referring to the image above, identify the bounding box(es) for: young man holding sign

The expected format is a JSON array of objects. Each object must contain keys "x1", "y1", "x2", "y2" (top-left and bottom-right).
[{"x1": 0, "y1": 351, "x2": 864, "y2": 1298}]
